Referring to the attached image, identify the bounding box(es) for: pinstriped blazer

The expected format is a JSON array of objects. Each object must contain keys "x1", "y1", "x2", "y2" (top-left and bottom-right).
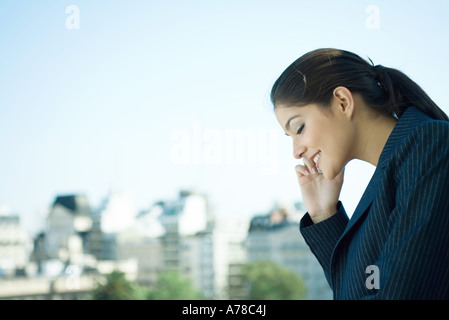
[{"x1": 300, "y1": 106, "x2": 449, "y2": 299}]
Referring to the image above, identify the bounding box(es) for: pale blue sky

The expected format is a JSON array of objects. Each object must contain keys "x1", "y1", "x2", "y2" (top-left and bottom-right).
[{"x1": 1, "y1": 0, "x2": 448, "y2": 235}]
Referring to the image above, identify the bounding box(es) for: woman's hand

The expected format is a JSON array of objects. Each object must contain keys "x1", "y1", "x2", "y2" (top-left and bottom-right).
[{"x1": 295, "y1": 157, "x2": 344, "y2": 224}]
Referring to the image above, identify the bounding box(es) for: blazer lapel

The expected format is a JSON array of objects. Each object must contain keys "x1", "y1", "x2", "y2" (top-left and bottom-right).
[
  {"x1": 329, "y1": 165, "x2": 384, "y2": 281},
  {"x1": 342, "y1": 166, "x2": 384, "y2": 234}
]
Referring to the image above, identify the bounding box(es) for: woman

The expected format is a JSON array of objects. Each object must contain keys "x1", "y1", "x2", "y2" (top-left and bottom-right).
[{"x1": 271, "y1": 48, "x2": 449, "y2": 299}]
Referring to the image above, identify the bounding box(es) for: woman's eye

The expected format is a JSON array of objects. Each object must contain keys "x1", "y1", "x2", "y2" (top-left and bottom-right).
[{"x1": 297, "y1": 124, "x2": 305, "y2": 135}]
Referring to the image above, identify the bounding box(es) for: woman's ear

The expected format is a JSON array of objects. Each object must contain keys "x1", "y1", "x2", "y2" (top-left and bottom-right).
[{"x1": 332, "y1": 86, "x2": 355, "y2": 120}]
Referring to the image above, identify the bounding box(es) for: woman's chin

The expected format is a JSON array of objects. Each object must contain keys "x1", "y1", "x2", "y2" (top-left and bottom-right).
[{"x1": 322, "y1": 167, "x2": 342, "y2": 180}]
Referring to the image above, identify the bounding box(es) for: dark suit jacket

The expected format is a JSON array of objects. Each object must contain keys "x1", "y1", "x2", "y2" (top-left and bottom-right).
[{"x1": 300, "y1": 106, "x2": 449, "y2": 299}]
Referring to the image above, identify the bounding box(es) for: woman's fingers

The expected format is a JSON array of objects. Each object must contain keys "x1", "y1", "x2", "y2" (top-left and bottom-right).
[
  {"x1": 303, "y1": 157, "x2": 317, "y2": 174},
  {"x1": 295, "y1": 164, "x2": 311, "y2": 176}
]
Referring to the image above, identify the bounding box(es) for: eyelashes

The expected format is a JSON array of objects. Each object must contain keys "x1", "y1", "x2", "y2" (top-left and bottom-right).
[
  {"x1": 284, "y1": 123, "x2": 305, "y2": 137},
  {"x1": 297, "y1": 124, "x2": 305, "y2": 135}
]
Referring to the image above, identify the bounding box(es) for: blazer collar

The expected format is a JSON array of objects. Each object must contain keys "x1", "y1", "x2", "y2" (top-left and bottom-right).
[{"x1": 377, "y1": 106, "x2": 431, "y2": 168}]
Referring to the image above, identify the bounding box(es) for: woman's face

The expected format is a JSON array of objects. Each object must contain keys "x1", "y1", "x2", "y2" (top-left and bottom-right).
[{"x1": 274, "y1": 102, "x2": 356, "y2": 179}]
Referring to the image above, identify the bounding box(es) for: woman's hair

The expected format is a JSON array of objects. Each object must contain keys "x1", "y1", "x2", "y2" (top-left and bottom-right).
[{"x1": 271, "y1": 48, "x2": 448, "y2": 121}]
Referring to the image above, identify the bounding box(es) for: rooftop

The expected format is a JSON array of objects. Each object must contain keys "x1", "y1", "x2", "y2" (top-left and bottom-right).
[{"x1": 52, "y1": 194, "x2": 91, "y2": 216}]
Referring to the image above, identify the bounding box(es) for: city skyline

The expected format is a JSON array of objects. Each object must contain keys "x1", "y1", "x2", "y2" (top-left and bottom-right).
[
  {"x1": 0, "y1": 187, "x2": 329, "y2": 300},
  {"x1": 1, "y1": 1, "x2": 449, "y2": 237}
]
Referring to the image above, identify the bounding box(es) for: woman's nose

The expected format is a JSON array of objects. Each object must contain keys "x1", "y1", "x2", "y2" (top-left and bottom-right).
[{"x1": 293, "y1": 141, "x2": 306, "y2": 159}]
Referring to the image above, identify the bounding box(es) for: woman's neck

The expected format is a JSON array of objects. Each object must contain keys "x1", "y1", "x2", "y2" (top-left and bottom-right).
[{"x1": 354, "y1": 108, "x2": 398, "y2": 166}]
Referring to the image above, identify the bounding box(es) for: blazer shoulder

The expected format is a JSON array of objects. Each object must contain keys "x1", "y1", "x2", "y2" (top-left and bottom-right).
[
  {"x1": 382, "y1": 117, "x2": 449, "y2": 173},
  {"x1": 395, "y1": 119, "x2": 449, "y2": 175},
  {"x1": 416, "y1": 117, "x2": 449, "y2": 130},
  {"x1": 399, "y1": 107, "x2": 449, "y2": 139},
  {"x1": 408, "y1": 119, "x2": 449, "y2": 147}
]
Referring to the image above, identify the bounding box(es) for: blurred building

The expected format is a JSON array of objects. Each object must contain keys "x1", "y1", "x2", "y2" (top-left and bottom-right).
[
  {"x1": 0, "y1": 214, "x2": 32, "y2": 277},
  {"x1": 116, "y1": 190, "x2": 250, "y2": 299},
  {"x1": 116, "y1": 190, "x2": 216, "y2": 297},
  {"x1": 95, "y1": 190, "x2": 136, "y2": 260},
  {"x1": 116, "y1": 232, "x2": 163, "y2": 287},
  {"x1": 97, "y1": 190, "x2": 136, "y2": 234},
  {"x1": 212, "y1": 216, "x2": 248, "y2": 299},
  {"x1": 44, "y1": 194, "x2": 96, "y2": 268},
  {"x1": 181, "y1": 231, "x2": 214, "y2": 298},
  {"x1": 245, "y1": 204, "x2": 333, "y2": 300},
  {"x1": 11, "y1": 189, "x2": 333, "y2": 300},
  {"x1": 2, "y1": 192, "x2": 152, "y2": 298}
]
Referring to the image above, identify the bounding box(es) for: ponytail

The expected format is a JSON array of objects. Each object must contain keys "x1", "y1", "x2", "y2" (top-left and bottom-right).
[
  {"x1": 271, "y1": 49, "x2": 448, "y2": 121},
  {"x1": 373, "y1": 65, "x2": 448, "y2": 121}
]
